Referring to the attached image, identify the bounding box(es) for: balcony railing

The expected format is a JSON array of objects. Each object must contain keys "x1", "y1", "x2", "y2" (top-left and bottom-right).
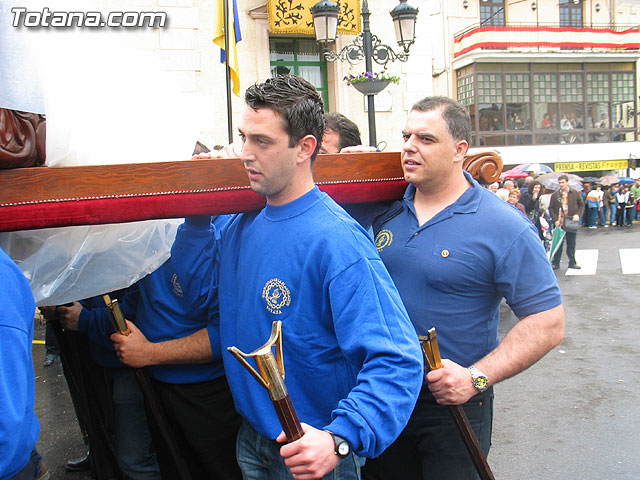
[{"x1": 453, "y1": 23, "x2": 640, "y2": 59}]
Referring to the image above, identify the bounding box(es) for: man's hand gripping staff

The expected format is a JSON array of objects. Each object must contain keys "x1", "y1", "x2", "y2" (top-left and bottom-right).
[
  {"x1": 103, "y1": 295, "x2": 194, "y2": 480},
  {"x1": 420, "y1": 329, "x2": 496, "y2": 480}
]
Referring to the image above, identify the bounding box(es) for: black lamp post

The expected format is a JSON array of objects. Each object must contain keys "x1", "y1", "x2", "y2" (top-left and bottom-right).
[{"x1": 311, "y1": 0, "x2": 419, "y2": 147}]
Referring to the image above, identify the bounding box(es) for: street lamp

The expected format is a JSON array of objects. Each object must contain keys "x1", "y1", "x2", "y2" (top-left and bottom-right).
[{"x1": 311, "y1": 0, "x2": 419, "y2": 147}]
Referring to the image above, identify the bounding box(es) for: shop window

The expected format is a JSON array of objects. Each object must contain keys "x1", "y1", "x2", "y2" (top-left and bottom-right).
[
  {"x1": 468, "y1": 64, "x2": 636, "y2": 146},
  {"x1": 612, "y1": 72, "x2": 634, "y2": 102},
  {"x1": 505, "y1": 73, "x2": 530, "y2": 131},
  {"x1": 533, "y1": 73, "x2": 558, "y2": 129},
  {"x1": 506, "y1": 104, "x2": 529, "y2": 130},
  {"x1": 586, "y1": 102, "x2": 609, "y2": 129},
  {"x1": 479, "y1": 105, "x2": 504, "y2": 131},
  {"x1": 457, "y1": 75, "x2": 474, "y2": 107}
]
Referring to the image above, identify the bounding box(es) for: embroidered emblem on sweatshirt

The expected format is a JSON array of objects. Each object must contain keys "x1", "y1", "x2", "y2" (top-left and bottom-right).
[
  {"x1": 171, "y1": 273, "x2": 183, "y2": 297},
  {"x1": 374, "y1": 229, "x2": 393, "y2": 252},
  {"x1": 262, "y1": 278, "x2": 291, "y2": 314}
]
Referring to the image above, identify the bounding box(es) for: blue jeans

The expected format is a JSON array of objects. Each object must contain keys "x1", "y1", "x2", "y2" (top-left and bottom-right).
[
  {"x1": 236, "y1": 420, "x2": 364, "y2": 480},
  {"x1": 606, "y1": 203, "x2": 617, "y2": 224},
  {"x1": 625, "y1": 208, "x2": 634, "y2": 224},
  {"x1": 588, "y1": 206, "x2": 598, "y2": 227},
  {"x1": 9, "y1": 448, "x2": 43, "y2": 480},
  {"x1": 110, "y1": 369, "x2": 162, "y2": 480}
]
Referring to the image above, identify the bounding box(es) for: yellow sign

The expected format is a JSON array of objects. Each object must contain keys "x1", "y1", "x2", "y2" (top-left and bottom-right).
[
  {"x1": 554, "y1": 160, "x2": 628, "y2": 172},
  {"x1": 268, "y1": 0, "x2": 361, "y2": 36}
]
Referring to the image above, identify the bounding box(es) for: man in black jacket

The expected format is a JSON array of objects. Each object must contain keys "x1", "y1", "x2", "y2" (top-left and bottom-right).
[{"x1": 549, "y1": 174, "x2": 585, "y2": 270}]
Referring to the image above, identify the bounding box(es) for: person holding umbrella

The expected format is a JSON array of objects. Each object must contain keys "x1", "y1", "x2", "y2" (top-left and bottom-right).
[{"x1": 549, "y1": 174, "x2": 585, "y2": 270}]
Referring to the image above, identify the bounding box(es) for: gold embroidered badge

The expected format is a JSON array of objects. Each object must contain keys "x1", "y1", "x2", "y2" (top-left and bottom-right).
[
  {"x1": 171, "y1": 273, "x2": 183, "y2": 297},
  {"x1": 262, "y1": 278, "x2": 291, "y2": 314},
  {"x1": 374, "y1": 229, "x2": 393, "y2": 252}
]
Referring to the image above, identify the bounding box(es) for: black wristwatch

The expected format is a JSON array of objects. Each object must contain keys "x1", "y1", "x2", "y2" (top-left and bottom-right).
[{"x1": 326, "y1": 431, "x2": 351, "y2": 458}]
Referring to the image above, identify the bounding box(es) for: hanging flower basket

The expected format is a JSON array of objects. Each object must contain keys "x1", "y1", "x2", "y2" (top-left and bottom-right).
[
  {"x1": 352, "y1": 79, "x2": 390, "y2": 95},
  {"x1": 344, "y1": 72, "x2": 400, "y2": 96}
]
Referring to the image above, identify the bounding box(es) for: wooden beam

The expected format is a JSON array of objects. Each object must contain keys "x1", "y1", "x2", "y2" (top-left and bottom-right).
[{"x1": 0, "y1": 151, "x2": 501, "y2": 232}]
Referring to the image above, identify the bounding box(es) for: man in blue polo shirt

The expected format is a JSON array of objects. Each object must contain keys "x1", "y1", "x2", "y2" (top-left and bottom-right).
[{"x1": 370, "y1": 97, "x2": 565, "y2": 480}]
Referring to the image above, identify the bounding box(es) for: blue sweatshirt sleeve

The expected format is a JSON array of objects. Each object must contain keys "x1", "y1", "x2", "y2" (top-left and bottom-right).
[
  {"x1": 77, "y1": 305, "x2": 117, "y2": 350},
  {"x1": 323, "y1": 257, "x2": 424, "y2": 457},
  {"x1": 170, "y1": 217, "x2": 217, "y2": 312}
]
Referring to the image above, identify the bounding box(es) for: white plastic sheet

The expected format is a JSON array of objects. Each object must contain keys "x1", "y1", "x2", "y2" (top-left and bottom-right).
[
  {"x1": 0, "y1": 0, "x2": 200, "y2": 305},
  {"x1": 0, "y1": 221, "x2": 180, "y2": 306}
]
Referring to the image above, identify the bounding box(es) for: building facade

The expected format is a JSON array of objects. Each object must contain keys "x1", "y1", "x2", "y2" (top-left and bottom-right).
[{"x1": 432, "y1": 0, "x2": 640, "y2": 170}]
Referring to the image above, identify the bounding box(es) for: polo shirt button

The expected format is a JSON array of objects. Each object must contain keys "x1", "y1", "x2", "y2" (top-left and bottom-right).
[{"x1": 441, "y1": 249, "x2": 450, "y2": 258}]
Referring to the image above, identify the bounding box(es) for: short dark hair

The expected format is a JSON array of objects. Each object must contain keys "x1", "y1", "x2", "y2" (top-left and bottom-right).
[
  {"x1": 411, "y1": 96, "x2": 471, "y2": 143},
  {"x1": 558, "y1": 174, "x2": 569, "y2": 182},
  {"x1": 324, "y1": 112, "x2": 362, "y2": 150},
  {"x1": 244, "y1": 75, "x2": 325, "y2": 161}
]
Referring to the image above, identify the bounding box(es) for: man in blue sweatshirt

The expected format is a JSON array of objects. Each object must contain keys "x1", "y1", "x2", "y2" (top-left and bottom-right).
[
  {"x1": 163, "y1": 75, "x2": 424, "y2": 480},
  {"x1": 0, "y1": 247, "x2": 49, "y2": 480},
  {"x1": 60, "y1": 220, "x2": 241, "y2": 480}
]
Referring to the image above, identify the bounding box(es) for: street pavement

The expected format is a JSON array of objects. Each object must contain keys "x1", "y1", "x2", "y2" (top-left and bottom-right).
[
  {"x1": 491, "y1": 224, "x2": 640, "y2": 479},
  {"x1": 31, "y1": 224, "x2": 639, "y2": 479}
]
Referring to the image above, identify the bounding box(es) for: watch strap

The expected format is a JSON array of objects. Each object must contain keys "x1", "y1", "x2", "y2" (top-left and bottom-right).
[{"x1": 325, "y1": 430, "x2": 351, "y2": 458}]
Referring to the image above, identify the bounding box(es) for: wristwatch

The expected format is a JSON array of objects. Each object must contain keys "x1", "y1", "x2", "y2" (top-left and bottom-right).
[
  {"x1": 468, "y1": 365, "x2": 489, "y2": 392},
  {"x1": 325, "y1": 431, "x2": 351, "y2": 458}
]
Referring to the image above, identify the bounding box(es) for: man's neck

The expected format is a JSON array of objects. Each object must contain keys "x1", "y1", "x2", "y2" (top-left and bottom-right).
[
  {"x1": 412, "y1": 171, "x2": 471, "y2": 226},
  {"x1": 266, "y1": 172, "x2": 315, "y2": 206}
]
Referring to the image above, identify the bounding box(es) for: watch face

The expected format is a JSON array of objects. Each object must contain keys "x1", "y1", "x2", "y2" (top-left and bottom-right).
[
  {"x1": 474, "y1": 376, "x2": 489, "y2": 390},
  {"x1": 337, "y1": 442, "x2": 350, "y2": 457}
]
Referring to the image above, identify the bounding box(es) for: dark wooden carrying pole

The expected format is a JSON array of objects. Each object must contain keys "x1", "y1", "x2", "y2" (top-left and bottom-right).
[
  {"x1": 104, "y1": 297, "x2": 194, "y2": 480},
  {"x1": 420, "y1": 329, "x2": 496, "y2": 480}
]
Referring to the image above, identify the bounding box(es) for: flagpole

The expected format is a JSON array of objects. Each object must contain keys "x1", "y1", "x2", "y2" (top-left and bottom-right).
[{"x1": 223, "y1": 0, "x2": 233, "y2": 143}]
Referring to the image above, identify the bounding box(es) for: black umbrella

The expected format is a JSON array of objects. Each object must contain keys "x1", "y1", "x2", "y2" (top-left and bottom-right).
[{"x1": 582, "y1": 176, "x2": 601, "y2": 183}]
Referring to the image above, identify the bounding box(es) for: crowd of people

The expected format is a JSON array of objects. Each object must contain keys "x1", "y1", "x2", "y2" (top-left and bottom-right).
[
  {"x1": 487, "y1": 175, "x2": 640, "y2": 270},
  {"x1": 3, "y1": 77, "x2": 569, "y2": 480}
]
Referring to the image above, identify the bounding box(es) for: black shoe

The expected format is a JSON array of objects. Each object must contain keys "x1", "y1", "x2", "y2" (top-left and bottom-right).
[
  {"x1": 552, "y1": 264, "x2": 560, "y2": 270},
  {"x1": 65, "y1": 453, "x2": 90, "y2": 472},
  {"x1": 42, "y1": 354, "x2": 57, "y2": 367},
  {"x1": 568, "y1": 264, "x2": 581, "y2": 270}
]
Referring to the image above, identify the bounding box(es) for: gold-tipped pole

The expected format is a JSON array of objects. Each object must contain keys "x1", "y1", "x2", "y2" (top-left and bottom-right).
[
  {"x1": 418, "y1": 328, "x2": 495, "y2": 480},
  {"x1": 103, "y1": 294, "x2": 129, "y2": 335},
  {"x1": 228, "y1": 321, "x2": 303, "y2": 442}
]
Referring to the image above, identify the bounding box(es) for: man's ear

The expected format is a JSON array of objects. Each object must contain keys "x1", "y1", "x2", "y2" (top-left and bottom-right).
[
  {"x1": 453, "y1": 139, "x2": 469, "y2": 163},
  {"x1": 297, "y1": 134, "x2": 318, "y2": 163}
]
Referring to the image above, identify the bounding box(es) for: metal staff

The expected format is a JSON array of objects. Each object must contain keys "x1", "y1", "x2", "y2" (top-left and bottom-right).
[
  {"x1": 103, "y1": 296, "x2": 193, "y2": 480},
  {"x1": 228, "y1": 321, "x2": 304, "y2": 442},
  {"x1": 420, "y1": 328, "x2": 496, "y2": 480}
]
